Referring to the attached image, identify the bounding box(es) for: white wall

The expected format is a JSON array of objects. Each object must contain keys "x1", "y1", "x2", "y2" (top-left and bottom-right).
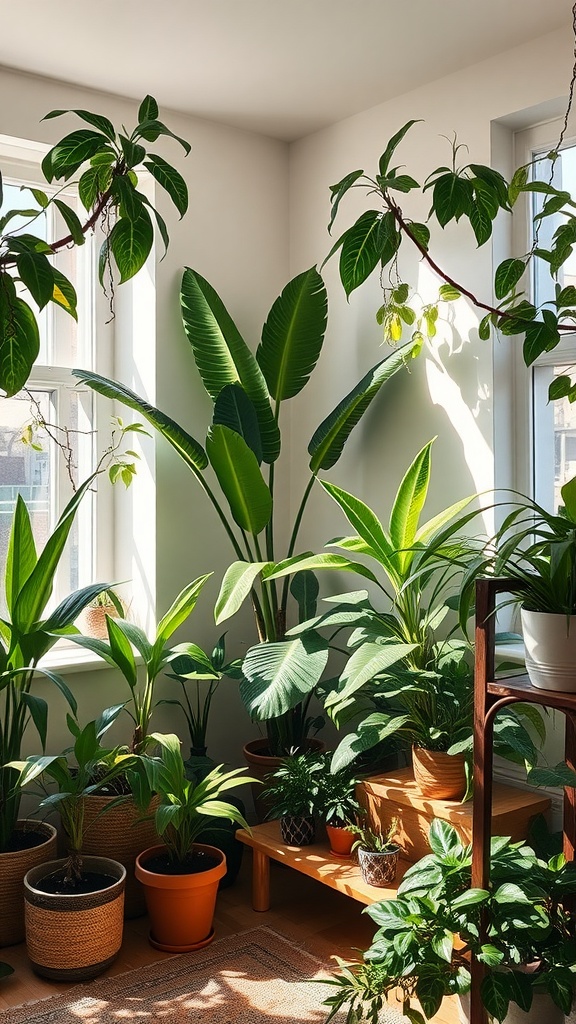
[{"x1": 0, "y1": 66, "x2": 289, "y2": 766}]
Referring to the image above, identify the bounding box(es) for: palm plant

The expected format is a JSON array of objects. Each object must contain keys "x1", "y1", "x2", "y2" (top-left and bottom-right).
[
  {"x1": 69, "y1": 575, "x2": 213, "y2": 752},
  {"x1": 73, "y1": 266, "x2": 416, "y2": 754},
  {"x1": 0, "y1": 476, "x2": 113, "y2": 851}
]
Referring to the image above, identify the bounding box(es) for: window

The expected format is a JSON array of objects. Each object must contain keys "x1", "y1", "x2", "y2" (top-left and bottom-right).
[
  {"x1": 511, "y1": 119, "x2": 576, "y2": 512},
  {"x1": 0, "y1": 135, "x2": 113, "y2": 619}
]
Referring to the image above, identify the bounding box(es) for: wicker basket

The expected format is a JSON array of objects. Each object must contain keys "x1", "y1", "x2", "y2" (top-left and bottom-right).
[
  {"x1": 0, "y1": 819, "x2": 58, "y2": 947},
  {"x1": 24, "y1": 855, "x2": 125, "y2": 981},
  {"x1": 412, "y1": 746, "x2": 467, "y2": 800},
  {"x1": 81, "y1": 793, "x2": 160, "y2": 918}
]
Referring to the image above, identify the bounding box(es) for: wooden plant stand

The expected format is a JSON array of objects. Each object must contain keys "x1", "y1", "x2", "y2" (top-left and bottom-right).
[
  {"x1": 236, "y1": 819, "x2": 408, "y2": 911},
  {"x1": 471, "y1": 577, "x2": 576, "y2": 1024}
]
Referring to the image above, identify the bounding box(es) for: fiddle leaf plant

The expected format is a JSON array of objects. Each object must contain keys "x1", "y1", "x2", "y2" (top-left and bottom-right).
[
  {"x1": 324, "y1": 119, "x2": 576, "y2": 396},
  {"x1": 0, "y1": 95, "x2": 189, "y2": 396},
  {"x1": 73, "y1": 266, "x2": 417, "y2": 755}
]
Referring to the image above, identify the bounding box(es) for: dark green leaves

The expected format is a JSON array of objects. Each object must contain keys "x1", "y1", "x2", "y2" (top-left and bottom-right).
[
  {"x1": 144, "y1": 155, "x2": 188, "y2": 217},
  {"x1": 378, "y1": 120, "x2": 422, "y2": 177},
  {"x1": 494, "y1": 258, "x2": 525, "y2": 299},
  {"x1": 328, "y1": 169, "x2": 364, "y2": 233},
  {"x1": 339, "y1": 210, "x2": 383, "y2": 297},
  {"x1": 0, "y1": 286, "x2": 40, "y2": 396},
  {"x1": 42, "y1": 129, "x2": 110, "y2": 182},
  {"x1": 108, "y1": 205, "x2": 154, "y2": 282},
  {"x1": 257, "y1": 267, "x2": 327, "y2": 400}
]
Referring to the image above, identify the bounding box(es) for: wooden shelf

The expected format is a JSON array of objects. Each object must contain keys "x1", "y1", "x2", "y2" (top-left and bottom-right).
[{"x1": 487, "y1": 672, "x2": 576, "y2": 710}]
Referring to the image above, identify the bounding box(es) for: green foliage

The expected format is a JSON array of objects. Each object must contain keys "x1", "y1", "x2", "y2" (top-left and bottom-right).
[
  {"x1": 0, "y1": 96, "x2": 189, "y2": 396},
  {"x1": 0, "y1": 477, "x2": 114, "y2": 850},
  {"x1": 142, "y1": 732, "x2": 251, "y2": 864},
  {"x1": 69, "y1": 575, "x2": 212, "y2": 752},
  {"x1": 324, "y1": 819, "x2": 576, "y2": 1023},
  {"x1": 315, "y1": 755, "x2": 362, "y2": 827},
  {"x1": 73, "y1": 268, "x2": 416, "y2": 754},
  {"x1": 349, "y1": 818, "x2": 399, "y2": 853},
  {"x1": 8, "y1": 705, "x2": 138, "y2": 879},
  {"x1": 263, "y1": 751, "x2": 325, "y2": 818},
  {"x1": 325, "y1": 121, "x2": 576, "y2": 394}
]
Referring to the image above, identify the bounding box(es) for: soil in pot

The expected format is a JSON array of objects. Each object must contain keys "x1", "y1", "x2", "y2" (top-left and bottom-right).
[
  {"x1": 141, "y1": 849, "x2": 220, "y2": 875},
  {"x1": 33, "y1": 870, "x2": 119, "y2": 895},
  {"x1": 0, "y1": 819, "x2": 58, "y2": 947}
]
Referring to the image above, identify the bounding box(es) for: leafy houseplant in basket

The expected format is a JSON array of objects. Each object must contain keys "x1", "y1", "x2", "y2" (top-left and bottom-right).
[
  {"x1": 73, "y1": 265, "x2": 417, "y2": 763},
  {"x1": 264, "y1": 750, "x2": 324, "y2": 846},
  {"x1": 68, "y1": 573, "x2": 213, "y2": 917},
  {"x1": 0, "y1": 476, "x2": 115, "y2": 946},
  {"x1": 272, "y1": 440, "x2": 543, "y2": 798},
  {"x1": 349, "y1": 820, "x2": 400, "y2": 887},
  {"x1": 316, "y1": 755, "x2": 362, "y2": 858},
  {"x1": 9, "y1": 706, "x2": 137, "y2": 981},
  {"x1": 462, "y1": 475, "x2": 576, "y2": 693},
  {"x1": 322, "y1": 819, "x2": 576, "y2": 1024},
  {"x1": 134, "y1": 733, "x2": 253, "y2": 952}
]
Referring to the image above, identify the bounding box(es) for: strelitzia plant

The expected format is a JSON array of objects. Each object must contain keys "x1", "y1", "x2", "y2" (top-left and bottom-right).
[
  {"x1": 0, "y1": 475, "x2": 113, "y2": 851},
  {"x1": 69, "y1": 575, "x2": 213, "y2": 752},
  {"x1": 73, "y1": 266, "x2": 417, "y2": 755}
]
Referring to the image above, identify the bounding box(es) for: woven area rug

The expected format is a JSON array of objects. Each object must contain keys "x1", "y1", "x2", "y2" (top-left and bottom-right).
[{"x1": 2, "y1": 926, "x2": 406, "y2": 1024}]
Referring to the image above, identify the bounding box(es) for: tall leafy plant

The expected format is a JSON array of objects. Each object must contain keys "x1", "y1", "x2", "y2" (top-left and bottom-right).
[
  {"x1": 0, "y1": 475, "x2": 113, "y2": 850},
  {"x1": 73, "y1": 266, "x2": 417, "y2": 754},
  {"x1": 0, "y1": 95, "x2": 189, "y2": 396}
]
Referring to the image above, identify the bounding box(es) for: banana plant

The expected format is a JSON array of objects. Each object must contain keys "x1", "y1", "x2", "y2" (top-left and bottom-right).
[
  {"x1": 265, "y1": 440, "x2": 544, "y2": 774},
  {"x1": 68, "y1": 574, "x2": 213, "y2": 752},
  {"x1": 0, "y1": 95, "x2": 190, "y2": 396},
  {"x1": 73, "y1": 266, "x2": 417, "y2": 754},
  {"x1": 0, "y1": 475, "x2": 113, "y2": 850}
]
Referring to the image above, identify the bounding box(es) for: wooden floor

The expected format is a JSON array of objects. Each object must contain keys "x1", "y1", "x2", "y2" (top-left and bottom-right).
[{"x1": 0, "y1": 851, "x2": 458, "y2": 1023}]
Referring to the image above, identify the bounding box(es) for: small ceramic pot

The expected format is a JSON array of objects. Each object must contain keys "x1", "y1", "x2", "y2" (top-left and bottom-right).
[
  {"x1": 280, "y1": 815, "x2": 316, "y2": 846},
  {"x1": 325, "y1": 823, "x2": 355, "y2": 858},
  {"x1": 521, "y1": 608, "x2": 576, "y2": 691},
  {"x1": 358, "y1": 845, "x2": 399, "y2": 886}
]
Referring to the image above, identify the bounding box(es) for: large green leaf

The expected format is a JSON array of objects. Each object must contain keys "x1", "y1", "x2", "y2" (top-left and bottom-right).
[
  {"x1": 320, "y1": 482, "x2": 397, "y2": 577},
  {"x1": 13, "y1": 476, "x2": 94, "y2": 632},
  {"x1": 180, "y1": 268, "x2": 280, "y2": 463},
  {"x1": 72, "y1": 370, "x2": 208, "y2": 474},
  {"x1": 155, "y1": 574, "x2": 211, "y2": 646},
  {"x1": 266, "y1": 552, "x2": 379, "y2": 586},
  {"x1": 42, "y1": 129, "x2": 110, "y2": 181},
  {"x1": 214, "y1": 561, "x2": 269, "y2": 624},
  {"x1": 213, "y1": 383, "x2": 262, "y2": 463},
  {"x1": 144, "y1": 155, "x2": 188, "y2": 217},
  {"x1": 240, "y1": 633, "x2": 329, "y2": 720},
  {"x1": 256, "y1": 267, "x2": 327, "y2": 400},
  {"x1": 308, "y1": 341, "x2": 415, "y2": 472},
  {"x1": 339, "y1": 210, "x2": 382, "y2": 297},
  {"x1": 328, "y1": 641, "x2": 417, "y2": 704},
  {"x1": 206, "y1": 425, "x2": 272, "y2": 535},
  {"x1": 5, "y1": 495, "x2": 37, "y2": 617},
  {"x1": 331, "y1": 713, "x2": 409, "y2": 772},
  {"x1": 108, "y1": 206, "x2": 154, "y2": 282},
  {"x1": 0, "y1": 291, "x2": 40, "y2": 397},
  {"x1": 389, "y1": 440, "x2": 433, "y2": 571}
]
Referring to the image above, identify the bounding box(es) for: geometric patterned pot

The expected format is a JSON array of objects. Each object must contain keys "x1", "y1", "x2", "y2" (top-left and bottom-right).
[
  {"x1": 358, "y1": 845, "x2": 399, "y2": 887},
  {"x1": 280, "y1": 815, "x2": 316, "y2": 846}
]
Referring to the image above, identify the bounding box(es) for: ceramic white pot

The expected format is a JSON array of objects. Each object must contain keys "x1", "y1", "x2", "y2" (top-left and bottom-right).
[{"x1": 521, "y1": 608, "x2": 576, "y2": 691}]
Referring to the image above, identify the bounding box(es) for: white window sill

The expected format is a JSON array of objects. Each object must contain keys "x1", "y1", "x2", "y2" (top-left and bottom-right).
[
  {"x1": 495, "y1": 641, "x2": 525, "y2": 665},
  {"x1": 38, "y1": 645, "x2": 112, "y2": 675}
]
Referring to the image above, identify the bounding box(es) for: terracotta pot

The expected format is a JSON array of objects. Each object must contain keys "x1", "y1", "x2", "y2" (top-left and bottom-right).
[
  {"x1": 280, "y1": 815, "x2": 316, "y2": 846},
  {"x1": 243, "y1": 737, "x2": 325, "y2": 823},
  {"x1": 135, "y1": 843, "x2": 226, "y2": 951},
  {"x1": 325, "y1": 823, "x2": 355, "y2": 858},
  {"x1": 521, "y1": 608, "x2": 576, "y2": 691},
  {"x1": 0, "y1": 819, "x2": 58, "y2": 947},
  {"x1": 412, "y1": 745, "x2": 467, "y2": 800},
  {"x1": 358, "y1": 845, "x2": 399, "y2": 886},
  {"x1": 24, "y1": 855, "x2": 125, "y2": 981},
  {"x1": 81, "y1": 793, "x2": 160, "y2": 918}
]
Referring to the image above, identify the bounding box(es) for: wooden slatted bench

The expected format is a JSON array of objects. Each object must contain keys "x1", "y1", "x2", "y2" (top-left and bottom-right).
[{"x1": 236, "y1": 819, "x2": 407, "y2": 911}]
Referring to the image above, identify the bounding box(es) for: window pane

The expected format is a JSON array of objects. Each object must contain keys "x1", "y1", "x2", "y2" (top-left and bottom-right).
[{"x1": 532, "y1": 145, "x2": 576, "y2": 310}]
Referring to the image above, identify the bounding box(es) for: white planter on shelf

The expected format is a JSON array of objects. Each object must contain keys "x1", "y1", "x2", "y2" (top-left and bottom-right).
[{"x1": 521, "y1": 608, "x2": 576, "y2": 691}]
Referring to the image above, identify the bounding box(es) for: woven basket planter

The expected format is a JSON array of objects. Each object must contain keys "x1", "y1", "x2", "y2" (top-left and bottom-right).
[
  {"x1": 24, "y1": 855, "x2": 125, "y2": 981},
  {"x1": 280, "y1": 815, "x2": 316, "y2": 846},
  {"x1": 412, "y1": 745, "x2": 467, "y2": 800},
  {"x1": 0, "y1": 819, "x2": 58, "y2": 947},
  {"x1": 358, "y1": 845, "x2": 399, "y2": 887},
  {"x1": 81, "y1": 793, "x2": 160, "y2": 918}
]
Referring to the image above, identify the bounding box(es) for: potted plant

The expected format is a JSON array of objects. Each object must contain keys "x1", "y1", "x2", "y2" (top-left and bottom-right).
[
  {"x1": 264, "y1": 750, "x2": 324, "y2": 846},
  {"x1": 316, "y1": 756, "x2": 362, "y2": 857},
  {"x1": 349, "y1": 819, "x2": 400, "y2": 887},
  {"x1": 134, "y1": 733, "x2": 252, "y2": 951},
  {"x1": 322, "y1": 818, "x2": 576, "y2": 1024},
  {"x1": 78, "y1": 588, "x2": 125, "y2": 639},
  {"x1": 271, "y1": 441, "x2": 542, "y2": 799},
  {"x1": 0, "y1": 478, "x2": 116, "y2": 946},
  {"x1": 8, "y1": 707, "x2": 136, "y2": 981},
  {"x1": 73, "y1": 267, "x2": 417, "y2": 769},
  {"x1": 65, "y1": 573, "x2": 213, "y2": 917},
  {"x1": 462, "y1": 475, "x2": 576, "y2": 693}
]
